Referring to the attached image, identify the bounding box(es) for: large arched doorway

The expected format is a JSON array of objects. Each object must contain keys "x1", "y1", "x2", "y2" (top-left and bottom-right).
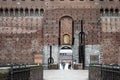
[
  {"x1": 58, "y1": 16, "x2": 74, "y2": 45},
  {"x1": 58, "y1": 16, "x2": 74, "y2": 69}
]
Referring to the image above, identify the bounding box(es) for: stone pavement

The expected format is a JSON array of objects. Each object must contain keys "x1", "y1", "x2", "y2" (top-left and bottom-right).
[{"x1": 43, "y1": 70, "x2": 88, "y2": 80}]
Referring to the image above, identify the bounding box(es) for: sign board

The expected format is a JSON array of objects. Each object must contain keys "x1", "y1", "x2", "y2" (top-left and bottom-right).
[
  {"x1": 34, "y1": 54, "x2": 43, "y2": 64},
  {"x1": 90, "y1": 55, "x2": 99, "y2": 64}
]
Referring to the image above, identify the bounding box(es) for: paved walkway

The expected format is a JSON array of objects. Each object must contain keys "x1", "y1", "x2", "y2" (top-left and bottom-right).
[{"x1": 43, "y1": 70, "x2": 88, "y2": 80}]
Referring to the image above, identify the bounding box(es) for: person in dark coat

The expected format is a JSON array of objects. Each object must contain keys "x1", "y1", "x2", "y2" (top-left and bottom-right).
[
  {"x1": 61, "y1": 62, "x2": 65, "y2": 69},
  {"x1": 68, "y1": 62, "x2": 71, "y2": 69}
]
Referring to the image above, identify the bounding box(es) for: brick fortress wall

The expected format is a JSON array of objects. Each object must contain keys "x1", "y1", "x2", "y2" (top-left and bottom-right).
[
  {"x1": 0, "y1": 16, "x2": 43, "y2": 64},
  {"x1": 0, "y1": 0, "x2": 119, "y2": 64}
]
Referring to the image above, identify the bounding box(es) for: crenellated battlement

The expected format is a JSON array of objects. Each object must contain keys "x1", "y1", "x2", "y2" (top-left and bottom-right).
[{"x1": 0, "y1": 0, "x2": 120, "y2": 9}]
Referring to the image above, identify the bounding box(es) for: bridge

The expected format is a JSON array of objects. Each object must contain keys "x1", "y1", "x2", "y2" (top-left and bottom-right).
[{"x1": 44, "y1": 70, "x2": 88, "y2": 80}]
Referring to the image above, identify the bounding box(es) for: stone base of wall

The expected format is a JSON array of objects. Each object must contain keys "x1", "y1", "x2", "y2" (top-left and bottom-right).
[
  {"x1": 48, "y1": 64, "x2": 59, "y2": 69},
  {"x1": 74, "y1": 63, "x2": 83, "y2": 69}
]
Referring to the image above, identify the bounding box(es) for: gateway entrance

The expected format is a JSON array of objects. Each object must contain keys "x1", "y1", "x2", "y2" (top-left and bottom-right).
[
  {"x1": 59, "y1": 46, "x2": 73, "y2": 69},
  {"x1": 59, "y1": 46, "x2": 73, "y2": 63}
]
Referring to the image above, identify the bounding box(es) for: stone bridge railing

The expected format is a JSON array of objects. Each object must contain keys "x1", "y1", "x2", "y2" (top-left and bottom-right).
[
  {"x1": 0, "y1": 64, "x2": 43, "y2": 80},
  {"x1": 89, "y1": 64, "x2": 120, "y2": 80}
]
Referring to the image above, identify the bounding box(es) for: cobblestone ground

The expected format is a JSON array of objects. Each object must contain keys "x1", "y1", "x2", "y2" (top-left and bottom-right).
[{"x1": 43, "y1": 70, "x2": 88, "y2": 80}]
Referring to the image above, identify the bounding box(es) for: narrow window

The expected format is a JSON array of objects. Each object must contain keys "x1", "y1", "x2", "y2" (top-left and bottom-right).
[
  {"x1": 25, "y1": 8, "x2": 29, "y2": 16},
  {"x1": 105, "y1": 9, "x2": 109, "y2": 14},
  {"x1": 15, "y1": 8, "x2": 19, "y2": 16},
  {"x1": 5, "y1": 8, "x2": 9, "y2": 16},
  {"x1": 100, "y1": 8, "x2": 104, "y2": 14},
  {"x1": 35, "y1": 8, "x2": 39, "y2": 16},
  {"x1": 115, "y1": 9, "x2": 119, "y2": 12},
  {"x1": 40, "y1": 8, "x2": 44, "y2": 16},
  {"x1": 0, "y1": 8, "x2": 3, "y2": 16},
  {"x1": 20, "y1": 8, "x2": 24, "y2": 16},
  {"x1": 110, "y1": 8, "x2": 113, "y2": 15},
  {"x1": 90, "y1": 0, "x2": 94, "y2": 1},
  {"x1": 10, "y1": 8, "x2": 14, "y2": 16},
  {"x1": 30, "y1": 8, "x2": 34, "y2": 16}
]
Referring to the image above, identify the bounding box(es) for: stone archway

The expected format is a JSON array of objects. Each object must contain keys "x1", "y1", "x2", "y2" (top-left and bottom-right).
[{"x1": 59, "y1": 16, "x2": 74, "y2": 45}]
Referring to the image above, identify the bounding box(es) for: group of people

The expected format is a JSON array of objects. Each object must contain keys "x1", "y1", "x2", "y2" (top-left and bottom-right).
[{"x1": 59, "y1": 62, "x2": 72, "y2": 70}]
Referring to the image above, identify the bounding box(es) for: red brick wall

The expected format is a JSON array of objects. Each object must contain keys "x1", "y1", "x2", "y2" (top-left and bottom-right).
[
  {"x1": 0, "y1": 0, "x2": 120, "y2": 65},
  {"x1": 101, "y1": 32, "x2": 120, "y2": 64}
]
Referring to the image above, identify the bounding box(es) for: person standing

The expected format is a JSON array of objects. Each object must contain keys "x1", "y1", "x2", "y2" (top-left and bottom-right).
[
  {"x1": 59, "y1": 62, "x2": 63, "y2": 70},
  {"x1": 64, "y1": 63, "x2": 69, "y2": 70},
  {"x1": 68, "y1": 62, "x2": 71, "y2": 69},
  {"x1": 61, "y1": 62, "x2": 65, "y2": 69},
  {"x1": 73, "y1": 60, "x2": 76, "y2": 69}
]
